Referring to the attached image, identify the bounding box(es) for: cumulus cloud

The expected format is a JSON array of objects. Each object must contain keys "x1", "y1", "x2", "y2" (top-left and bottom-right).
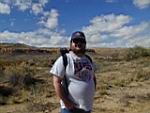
[
  {"x1": 0, "y1": 0, "x2": 66, "y2": 47},
  {"x1": 110, "y1": 22, "x2": 149, "y2": 39},
  {"x1": 0, "y1": 2, "x2": 10, "y2": 14},
  {"x1": 39, "y1": 0, "x2": 49, "y2": 6},
  {"x1": 14, "y1": 0, "x2": 31, "y2": 11},
  {"x1": 0, "y1": 29, "x2": 69, "y2": 47},
  {"x1": 0, "y1": 0, "x2": 64, "y2": 47},
  {"x1": 133, "y1": 0, "x2": 150, "y2": 9},
  {"x1": 82, "y1": 14, "x2": 150, "y2": 47},
  {"x1": 39, "y1": 9, "x2": 59, "y2": 29},
  {"x1": 0, "y1": 0, "x2": 150, "y2": 48},
  {"x1": 1, "y1": 13, "x2": 149, "y2": 48},
  {"x1": 0, "y1": 0, "x2": 48, "y2": 15},
  {"x1": 32, "y1": 3, "x2": 43, "y2": 15},
  {"x1": 82, "y1": 14, "x2": 131, "y2": 44},
  {"x1": 89, "y1": 14, "x2": 131, "y2": 32},
  {"x1": 128, "y1": 35, "x2": 150, "y2": 47},
  {"x1": 105, "y1": 0, "x2": 150, "y2": 9}
]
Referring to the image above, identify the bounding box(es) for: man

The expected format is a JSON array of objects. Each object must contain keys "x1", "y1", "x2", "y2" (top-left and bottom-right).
[{"x1": 50, "y1": 31, "x2": 96, "y2": 113}]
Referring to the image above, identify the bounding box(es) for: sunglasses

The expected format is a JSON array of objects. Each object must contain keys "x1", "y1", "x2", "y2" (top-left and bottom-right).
[{"x1": 72, "y1": 38, "x2": 86, "y2": 44}]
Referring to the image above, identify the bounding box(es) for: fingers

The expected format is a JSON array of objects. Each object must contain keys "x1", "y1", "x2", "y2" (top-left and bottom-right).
[{"x1": 65, "y1": 101, "x2": 77, "y2": 109}]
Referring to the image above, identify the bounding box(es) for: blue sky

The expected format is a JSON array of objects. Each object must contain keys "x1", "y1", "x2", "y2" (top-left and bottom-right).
[{"x1": 0, "y1": 0, "x2": 150, "y2": 48}]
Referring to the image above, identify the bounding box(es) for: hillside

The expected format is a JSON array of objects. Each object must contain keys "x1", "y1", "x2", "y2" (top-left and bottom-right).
[
  {"x1": 0, "y1": 43, "x2": 59, "y2": 55},
  {"x1": 0, "y1": 43, "x2": 150, "y2": 113}
]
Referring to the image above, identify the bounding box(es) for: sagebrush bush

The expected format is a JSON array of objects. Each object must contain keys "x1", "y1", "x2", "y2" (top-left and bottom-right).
[
  {"x1": 125, "y1": 46, "x2": 150, "y2": 60},
  {"x1": 134, "y1": 69, "x2": 150, "y2": 82},
  {"x1": 0, "y1": 66, "x2": 4, "y2": 82},
  {"x1": 6, "y1": 64, "x2": 37, "y2": 89}
]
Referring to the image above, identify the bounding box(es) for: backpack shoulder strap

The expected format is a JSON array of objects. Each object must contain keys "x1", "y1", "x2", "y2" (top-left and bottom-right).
[
  {"x1": 62, "y1": 53, "x2": 69, "y2": 95},
  {"x1": 62, "y1": 54, "x2": 68, "y2": 69},
  {"x1": 85, "y1": 54, "x2": 97, "y2": 89},
  {"x1": 85, "y1": 54, "x2": 93, "y2": 63},
  {"x1": 60, "y1": 48, "x2": 69, "y2": 69}
]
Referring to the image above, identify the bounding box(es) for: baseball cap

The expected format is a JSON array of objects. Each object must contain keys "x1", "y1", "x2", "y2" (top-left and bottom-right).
[{"x1": 71, "y1": 31, "x2": 86, "y2": 42}]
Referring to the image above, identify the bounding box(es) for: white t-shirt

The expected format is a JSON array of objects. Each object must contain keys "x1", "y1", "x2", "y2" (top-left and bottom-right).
[{"x1": 50, "y1": 51, "x2": 95, "y2": 111}]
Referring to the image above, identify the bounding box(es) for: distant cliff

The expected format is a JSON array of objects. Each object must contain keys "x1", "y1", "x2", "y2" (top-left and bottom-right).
[{"x1": 0, "y1": 43, "x2": 58, "y2": 55}]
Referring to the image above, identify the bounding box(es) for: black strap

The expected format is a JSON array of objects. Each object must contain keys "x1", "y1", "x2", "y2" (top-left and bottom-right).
[
  {"x1": 62, "y1": 54, "x2": 68, "y2": 68},
  {"x1": 62, "y1": 54, "x2": 69, "y2": 95}
]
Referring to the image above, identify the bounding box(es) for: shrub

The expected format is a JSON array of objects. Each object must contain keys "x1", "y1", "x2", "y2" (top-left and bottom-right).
[
  {"x1": 8, "y1": 64, "x2": 37, "y2": 89},
  {"x1": 125, "y1": 46, "x2": 150, "y2": 60},
  {"x1": 134, "y1": 69, "x2": 150, "y2": 82},
  {"x1": 27, "y1": 102, "x2": 58, "y2": 112},
  {"x1": 0, "y1": 66, "x2": 5, "y2": 83}
]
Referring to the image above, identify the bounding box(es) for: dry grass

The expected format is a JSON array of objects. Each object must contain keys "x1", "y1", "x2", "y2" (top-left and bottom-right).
[{"x1": 0, "y1": 45, "x2": 150, "y2": 113}]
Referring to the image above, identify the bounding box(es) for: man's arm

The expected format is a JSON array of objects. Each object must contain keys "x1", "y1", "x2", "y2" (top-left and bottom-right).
[{"x1": 53, "y1": 76, "x2": 77, "y2": 109}]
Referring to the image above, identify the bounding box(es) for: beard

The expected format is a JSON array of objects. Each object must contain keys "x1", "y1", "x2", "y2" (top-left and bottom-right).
[
  {"x1": 70, "y1": 42, "x2": 86, "y2": 55},
  {"x1": 75, "y1": 47, "x2": 86, "y2": 54},
  {"x1": 70, "y1": 46, "x2": 86, "y2": 55}
]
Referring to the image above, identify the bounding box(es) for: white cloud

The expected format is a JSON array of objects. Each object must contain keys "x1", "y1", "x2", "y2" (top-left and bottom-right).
[
  {"x1": 82, "y1": 14, "x2": 131, "y2": 44},
  {"x1": 0, "y1": 12, "x2": 150, "y2": 48},
  {"x1": 105, "y1": 0, "x2": 150, "y2": 9},
  {"x1": 133, "y1": 0, "x2": 150, "y2": 9},
  {"x1": 110, "y1": 22, "x2": 149, "y2": 39},
  {"x1": 32, "y1": 3, "x2": 43, "y2": 15},
  {"x1": 0, "y1": 2, "x2": 10, "y2": 14},
  {"x1": 0, "y1": 0, "x2": 64, "y2": 47},
  {"x1": 0, "y1": 29, "x2": 69, "y2": 47},
  {"x1": 39, "y1": 9, "x2": 59, "y2": 29},
  {"x1": 0, "y1": 0, "x2": 49, "y2": 15},
  {"x1": 31, "y1": 0, "x2": 48, "y2": 15},
  {"x1": 0, "y1": 0, "x2": 150, "y2": 48},
  {"x1": 39, "y1": 0, "x2": 49, "y2": 6},
  {"x1": 90, "y1": 14, "x2": 131, "y2": 32},
  {"x1": 14, "y1": 0, "x2": 31, "y2": 11},
  {"x1": 0, "y1": 13, "x2": 150, "y2": 48},
  {"x1": 82, "y1": 14, "x2": 150, "y2": 47},
  {"x1": 0, "y1": 0, "x2": 65, "y2": 47}
]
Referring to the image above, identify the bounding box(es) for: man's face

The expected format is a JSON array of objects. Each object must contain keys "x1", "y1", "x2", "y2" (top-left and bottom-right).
[{"x1": 70, "y1": 38, "x2": 86, "y2": 54}]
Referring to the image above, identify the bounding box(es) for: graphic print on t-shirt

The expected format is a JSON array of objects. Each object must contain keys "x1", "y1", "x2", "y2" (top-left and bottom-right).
[{"x1": 74, "y1": 58, "x2": 92, "y2": 81}]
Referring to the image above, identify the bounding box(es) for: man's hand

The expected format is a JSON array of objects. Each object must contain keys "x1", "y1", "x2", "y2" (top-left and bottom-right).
[
  {"x1": 53, "y1": 76, "x2": 77, "y2": 109},
  {"x1": 63, "y1": 99, "x2": 77, "y2": 109}
]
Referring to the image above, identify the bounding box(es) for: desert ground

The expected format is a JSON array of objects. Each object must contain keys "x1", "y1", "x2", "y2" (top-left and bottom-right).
[{"x1": 0, "y1": 43, "x2": 150, "y2": 113}]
